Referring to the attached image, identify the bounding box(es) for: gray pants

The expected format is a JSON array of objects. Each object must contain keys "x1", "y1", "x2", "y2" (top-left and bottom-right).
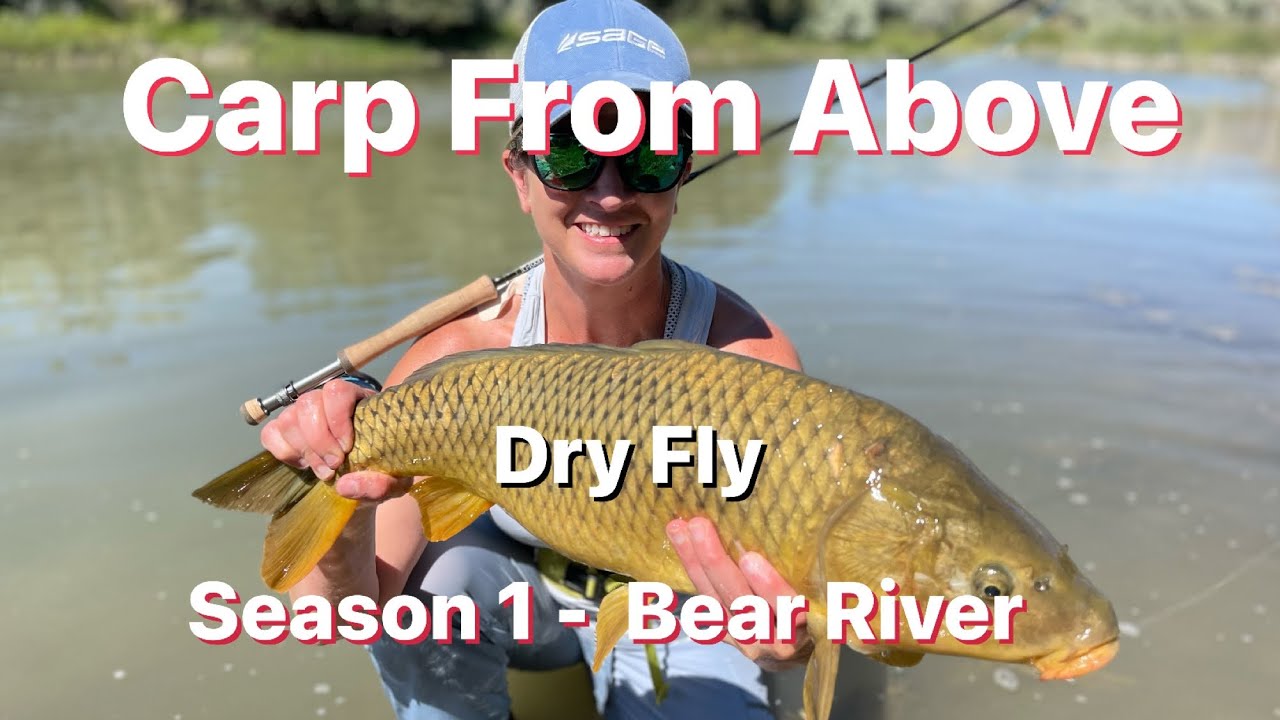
[{"x1": 366, "y1": 513, "x2": 774, "y2": 719}]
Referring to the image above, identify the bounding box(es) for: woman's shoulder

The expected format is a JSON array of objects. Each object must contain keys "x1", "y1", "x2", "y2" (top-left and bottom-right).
[
  {"x1": 705, "y1": 279, "x2": 804, "y2": 373},
  {"x1": 384, "y1": 296, "x2": 521, "y2": 386}
]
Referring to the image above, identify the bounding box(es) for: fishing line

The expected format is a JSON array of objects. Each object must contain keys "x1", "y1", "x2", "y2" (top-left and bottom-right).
[
  {"x1": 239, "y1": 0, "x2": 1051, "y2": 424},
  {"x1": 1135, "y1": 539, "x2": 1280, "y2": 630},
  {"x1": 686, "y1": 0, "x2": 1047, "y2": 182}
]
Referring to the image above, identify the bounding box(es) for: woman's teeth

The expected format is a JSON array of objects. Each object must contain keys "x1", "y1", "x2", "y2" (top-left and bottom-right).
[{"x1": 579, "y1": 223, "x2": 636, "y2": 237}]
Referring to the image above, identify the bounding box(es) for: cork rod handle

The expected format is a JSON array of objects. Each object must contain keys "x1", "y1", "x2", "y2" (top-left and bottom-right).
[{"x1": 339, "y1": 275, "x2": 498, "y2": 369}]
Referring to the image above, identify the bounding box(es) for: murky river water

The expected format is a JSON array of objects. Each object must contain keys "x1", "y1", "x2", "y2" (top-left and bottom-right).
[{"x1": 1, "y1": 52, "x2": 1277, "y2": 720}]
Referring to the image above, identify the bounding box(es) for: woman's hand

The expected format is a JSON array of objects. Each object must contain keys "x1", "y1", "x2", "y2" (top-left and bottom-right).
[
  {"x1": 258, "y1": 380, "x2": 410, "y2": 504},
  {"x1": 666, "y1": 516, "x2": 814, "y2": 671}
]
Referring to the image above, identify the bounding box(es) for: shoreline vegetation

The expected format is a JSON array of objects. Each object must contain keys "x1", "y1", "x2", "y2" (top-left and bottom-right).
[{"x1": 2, "y1": 8, "x2": 1278, "y2": 81}]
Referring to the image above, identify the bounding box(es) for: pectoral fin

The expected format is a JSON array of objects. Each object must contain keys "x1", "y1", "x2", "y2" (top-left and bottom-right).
[
  {"x1": 860, "y1": 646, "x2": 925, "y2": 668},
  {"x1": 261, "y1": 478, "x2": 359, "y2": 592},
  {"x1": 802, "y1": 614, "x2": 841, "y2": 720},
  {"x1": 591, "y1": 584, "x2": 668, "y2": 702},
  {"x1": 407, "y1": 478, "x2": 493, "y2": 542},
  {"x1": 592, "y1": 584, "x2": 631, "y2": 672}
]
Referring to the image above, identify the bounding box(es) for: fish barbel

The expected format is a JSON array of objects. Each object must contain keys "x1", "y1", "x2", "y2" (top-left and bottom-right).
[{"x1": 194, "y1": 340, "x2": 1119, "y2": 720}]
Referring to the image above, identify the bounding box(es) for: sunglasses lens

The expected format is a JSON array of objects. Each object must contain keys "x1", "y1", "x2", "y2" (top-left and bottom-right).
[
  {"x1": 620, "y1": 142, "x2": 687, "y2": 193},
  {"x1": 529, "y1": 132, "x2": 688, "y2": 193},
  {"x1": 533, "y1": 136, "x2": 602, "y2": 190}
]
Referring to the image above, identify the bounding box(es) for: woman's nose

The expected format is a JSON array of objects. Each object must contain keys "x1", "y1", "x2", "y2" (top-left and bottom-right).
[{"x1": 585, "y1": 159, "x2": 634, "y2": 212}]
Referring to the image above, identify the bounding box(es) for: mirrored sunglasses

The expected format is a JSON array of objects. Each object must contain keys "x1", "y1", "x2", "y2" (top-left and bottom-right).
[{"x1": 528, "y1": 132, "x2": 691, "y2": 193}]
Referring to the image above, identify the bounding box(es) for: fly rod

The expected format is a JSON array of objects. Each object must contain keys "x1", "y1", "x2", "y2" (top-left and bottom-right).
[
  {"x1": 239, "y1": 0, "x2": 1043, "y2": 425},
  {"x1": 239, "y1": 255, "x2": 543, "y2": 424}
]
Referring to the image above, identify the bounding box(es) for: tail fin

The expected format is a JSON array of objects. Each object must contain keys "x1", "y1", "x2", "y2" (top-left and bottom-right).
[
  {"x1": 193, "y1": 450, "x2": 315, "y2": 515},
  {"x1": 194, "y1": 451, "x2": 359, "y2": 592}
]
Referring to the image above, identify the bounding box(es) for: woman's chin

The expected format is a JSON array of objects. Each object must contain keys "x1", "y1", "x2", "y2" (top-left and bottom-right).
[
  {"x1": 568, "y1": 254, "x2": 641, "y2": 285},
  {"x1": 556, "y1": 239, "x2": 659, "y2": 285}
]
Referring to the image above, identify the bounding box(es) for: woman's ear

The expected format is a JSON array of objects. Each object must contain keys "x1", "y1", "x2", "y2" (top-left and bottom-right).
[{"x1": 503, "y1": 149, "x2": 533, "y2": 214}]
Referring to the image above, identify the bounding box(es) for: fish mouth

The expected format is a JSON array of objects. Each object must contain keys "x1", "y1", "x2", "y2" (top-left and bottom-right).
[{"x1": 1033, "y1": 639, "x2": 1119, "y2": 680}]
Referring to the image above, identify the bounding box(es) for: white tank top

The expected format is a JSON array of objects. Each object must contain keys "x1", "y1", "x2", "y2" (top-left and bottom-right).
[{"x1": 490, "y1": 255, "x2": 719, "y2": 547}]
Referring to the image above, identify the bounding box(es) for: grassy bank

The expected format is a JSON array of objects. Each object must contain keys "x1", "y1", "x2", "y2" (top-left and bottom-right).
[{"x1": 2, "y1": 9, "x2": 1278, "y2": 74}]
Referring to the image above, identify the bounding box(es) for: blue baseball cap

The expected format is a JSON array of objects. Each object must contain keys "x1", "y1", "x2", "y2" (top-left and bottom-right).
[{"x1": 510, "y1": 0, "x2": 691, "y2": 132}]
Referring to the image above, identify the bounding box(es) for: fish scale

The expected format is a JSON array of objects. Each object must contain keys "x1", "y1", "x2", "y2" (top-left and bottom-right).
[
  {"x1": 194, "y1": 338, "x2": 1119, "y2": 720},
  {"x1": 346, "y1": 341, "x2": 856, "y2": 591}
]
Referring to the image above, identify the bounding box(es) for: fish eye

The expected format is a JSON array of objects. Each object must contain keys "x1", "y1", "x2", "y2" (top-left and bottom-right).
[
  {"x1": 1034, "y1": 576, "x2": 1052, "y2": 592},
  {"x1": 972, "y1": 563, "x2": 1014, "y2": 599}
]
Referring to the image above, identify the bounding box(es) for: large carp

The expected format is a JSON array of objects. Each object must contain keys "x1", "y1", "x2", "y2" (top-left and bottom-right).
[{"x1": 194, "y1": 340, "x2": 1119, "y2": 720}]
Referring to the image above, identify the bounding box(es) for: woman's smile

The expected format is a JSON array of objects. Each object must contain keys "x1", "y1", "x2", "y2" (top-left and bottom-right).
[{"x1": 573, "y1": 221, "x2": 642, "y2": 245}]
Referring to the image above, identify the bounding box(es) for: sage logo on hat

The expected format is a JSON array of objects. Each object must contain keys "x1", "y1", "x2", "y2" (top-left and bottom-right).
[{"x1": 510, "y1": 0, "x2": 691, "y2": 129}]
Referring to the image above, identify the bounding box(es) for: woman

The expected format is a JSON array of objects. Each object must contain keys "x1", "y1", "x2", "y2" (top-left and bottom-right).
[{"x1": 260, "y1": 1, "x2": 813, "y2": 717}]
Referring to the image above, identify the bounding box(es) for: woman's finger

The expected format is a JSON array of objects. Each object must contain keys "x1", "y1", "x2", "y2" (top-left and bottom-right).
[
  {"x1": 667, "y1": 519, "x2": 716, "y2": 598},
  {"x1": 739, "y1": 552, "x2": 810, "y2": 641},
  {"x1": 334, "y1": 471, "x2": 410, "y2": 503},
  {"x1": 322, "y1": 380, "x2": 367, "y2": 454},
  {"x1": 686, "y1": 517, "x2": 754, "y2": 604},
  {"x1": 295, "y1": 391, "x2": 343, "y2": 474},
  {"x1": 260, "y1": 421, "x2": 305, "y2": 468}
]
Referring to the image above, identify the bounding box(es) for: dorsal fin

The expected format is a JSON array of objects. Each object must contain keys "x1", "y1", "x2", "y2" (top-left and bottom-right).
[
  {"x1": 399, "y1": 344, "x2": 606, "y2": 387},
  {"x1": 399, "y1": 340, "x2": 714, "y2": 387},
  {"x1": 629, "y1": 338, "x2": 711, "y2": 353}
]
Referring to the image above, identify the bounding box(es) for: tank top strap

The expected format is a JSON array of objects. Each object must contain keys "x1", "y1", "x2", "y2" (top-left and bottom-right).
[
  {"x1": 663, "y1": 257, "x2": 717, "y2": 344},
  {"x1": 510, "y1": 260, "x2": 547, "y2": 347}
]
